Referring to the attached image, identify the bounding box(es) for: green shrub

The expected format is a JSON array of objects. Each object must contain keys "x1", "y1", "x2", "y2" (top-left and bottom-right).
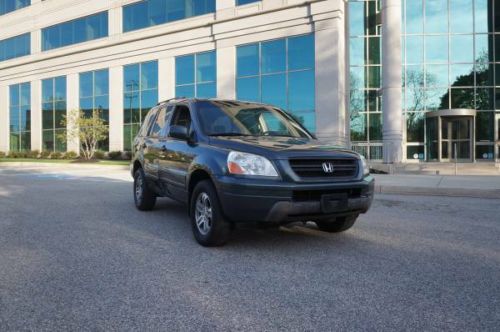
[
  {"x1": 0, "y1": 151, "x2": 5, "y2": 158},
  {"x1": 93, "y1": 151, "x2": 105, "y2": 160},
  {"x1": 40, "y1": 151, "x2": 51, "y2": 159},
  {"x1": 64, "y1": 151, "x2": 78, "y2": 160},
  {"x1": 26, "y1": 150, "x2": 40, "y2": 159},
  {"x1": 50, "y1": 152, "x2": 63, "y2": 159},
  {"x1": 108, "y1": 151, "x2": 122, "y2": 160},
  {"x1": 8, "y1": 151, "x2": 27, "y2": 158}
]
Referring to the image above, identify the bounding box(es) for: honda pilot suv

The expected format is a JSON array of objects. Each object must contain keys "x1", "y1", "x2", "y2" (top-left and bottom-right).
[{"x1": 131, "y1": 98, "x2": 374, "y2": 246}]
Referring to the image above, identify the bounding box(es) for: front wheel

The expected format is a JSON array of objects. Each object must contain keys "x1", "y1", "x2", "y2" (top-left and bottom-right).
[
  {"x1": 315, "y1": 215, "x2": 358, "y2": 233},
  {"x1": 134, "y1": 168, "x2": 156, "y2": 211},
  {"x1": 190, "y1": 180, "x2": 231, "y2": 247}
]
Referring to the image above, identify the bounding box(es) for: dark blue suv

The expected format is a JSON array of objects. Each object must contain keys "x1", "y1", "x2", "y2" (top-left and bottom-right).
[{"x1": 131, "y1": 99, "x2": 374, "y2": 246}]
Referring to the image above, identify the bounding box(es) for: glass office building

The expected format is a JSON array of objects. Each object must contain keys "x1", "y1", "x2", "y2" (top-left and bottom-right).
[{"x1": 0, "y1": 0, "x2": 498, "y2": 162}]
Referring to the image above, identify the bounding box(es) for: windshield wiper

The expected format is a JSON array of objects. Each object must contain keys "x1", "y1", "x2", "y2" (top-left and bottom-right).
[{"x1": 208, "y1": 133, "x2": 253, "y2": 137}]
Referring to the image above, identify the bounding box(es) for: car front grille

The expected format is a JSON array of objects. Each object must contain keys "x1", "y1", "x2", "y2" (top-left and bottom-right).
[{"x1": 289, "y1": 158, "x2": 359, "y2": 179}]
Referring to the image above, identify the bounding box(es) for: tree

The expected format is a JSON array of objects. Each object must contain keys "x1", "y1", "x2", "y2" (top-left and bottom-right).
[{"x1": 60, "y1": 109, "x2": 108, "y2": 160}]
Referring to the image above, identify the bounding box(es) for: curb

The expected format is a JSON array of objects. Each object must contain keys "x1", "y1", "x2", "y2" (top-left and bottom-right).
[
  {"x1": 0, "y1": 162, "x2": 129, "y2": 170},
  {"x1": 375, "y1": 185, "x2": 500, "y2": 199}
]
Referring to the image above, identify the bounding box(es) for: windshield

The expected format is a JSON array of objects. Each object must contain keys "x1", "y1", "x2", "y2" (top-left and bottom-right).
[{"x1": 195, "y1": 101, "x2": 312, "y2": 138}]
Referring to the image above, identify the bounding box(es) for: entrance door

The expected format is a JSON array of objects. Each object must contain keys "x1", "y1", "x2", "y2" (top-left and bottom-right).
[{"x1": 441, "y1": 117, "x2": 473, "y2": 161}]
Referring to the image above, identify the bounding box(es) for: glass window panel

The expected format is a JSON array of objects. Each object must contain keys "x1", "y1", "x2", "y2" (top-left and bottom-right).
[
  {"x1": 369, "y1": 113, "x2": 382, "y2": 141},
  {"x1": 123, "y1": 1, "x2": 148, "y2": 32},
  {"x1": 288, "y1": 35, "x2": 314, "y2": 70},
  {"x1": 55, "y1": 109, "x2": 66, "y2": 129},
  {"x1": 450, "y1": 88, "x2": 475, "y2": 108},
  {"x1": 406, "y1": 113, "x2": 425, "y2": 142},
  {"x1": 21, "y1": 107, "x2": 31, "y2": 131},
  {"x1": 425, "y1": 0, "x2": 448, "y2": 33},
  {"x1": 261, "y1": 73, "x2": 286, "y2": 109},
  {"x1": 289, "y1": 70, "x2": 315, "y2": 112},
  {"x1": 450, "y1": 35, "x2": 474, "y2": 63},
  {"x1": 261, "y1": 39, "x2": 286, "y2": 74},
  {"x1": 350, "y1": 37, "x2": 365, "y2": 66},
  {"x1": 141, "y1": 89, "x2": 158, "y2": 110},
  {"x1": 426, "y1": 88, "x2": 449, "y2": 110},
  {"x1": 42, "y1": 79, "x2": 53, "y2": 103},
  {"x1": 426, "y1": 64, "x2": 448, "y2": 87},
  {"x1": 349, "y1": 2, "x2": 365, "y2": 36},
  {"x1": 236, "y1": 77, "x2": 259, "y2": 102},
  {"x1": 9, "y1": 85, "x2": 19, "y2": 106},
  {"x1": 476, "y1": 112, "x2": 494, "y2": 140},
  {"x1": 123, "y1": 95, "x2": 139, "y2": 124},
  {"x1": 350, "y1": 112, "x2": 367, "y2": 141},
  {"x1": 350, "y1": 67, "x2": 366, "y2": 90},
  {"x1": 367, "y1": 66, "x2": 381, "y2": 88},
  {"x1": 20, "y1": 83, "x2": 30, "y2": 106},
  {"x1": 79, "y1": 72, "x2": 93, "y2": 98},
  {"x1": 476, "y1": 63, "x2": 493, "y2": 87},
  {"x1": 350, "y1": 90, "x2": 366, "y2": 113},
  {"x1": 405, "y1": 0, "x2": 423, "y2": 34},
  {"x1": 405, "y1": 36, "x2": 424, "y2": 64},
  {"x1": 237, "y1": 44, "x2": 259, "y2": 77},
  {"x1": 450, "y1": 0, "x2": 473, "y2": 33},
  {"x1": 94, "y1": 69, "x2": 109, "y2": 96},
  {"x1": 495, "y1": 35, "x2": 500, "y2": 62},
  {"x1": 10, "y1": 106, "x2": 20, "y2": 130},
  {"x1": 80, "y1": 97, "x2": 93, "y2": 113},
  {"x1": 196, "y1": 82, "x2": 216, "y2": 98},
  {"x1": 196, "y1": 51, "x2": 216, "y2": 83},
  {"x1": 292, "y1": 111, "x2": 315, "y2": 133},
  {"x1": 54, "y1": 129, "x2": 67, "y2": 152},
  {"x1": 475, "y1": 88, "x2": 494, "y2": 110},
  {"x1": 176, "y1": 85, "x2": 195, "y2": 98},
  {"x1": 407, "y1": 146, "x2": 425, "y2": 160},
  {"x1": 476, "y1": 145, "x2": 494, "y2": 159},
  {"x1": 425, "y1": 35, "x2": 448, "y2": 63},
  {"x1": 450, "y1": 64, "x2": 474, "y2": 86},
  {"x1": 42, "y1": 107, "x2": 54, "y2": 130},
  {"x1": 474, "y1": 0, "x2": 490, "y2": 33},
  {"x1": 0, "y1": 33, "x2": 30, "y2": 62},
  {"x1": 55, "y1": 77, "x2": 66, "y2": 101},
  {"x1": 366, "y1": 90, "x2": 382, "y2": 112},
  {"x1": 176, "y1": 55, "x2": 195, "y2": 85},
  {"x1": 475, "y1": 34, "x2": 493, "y2": 63},
  {"x1": 367, "y1": 37, "x2": 381, "y2": 65},
  {"x1": 124, "y1": 64, "x2": 140, "y2": 92},
  {"x1": 141, "y1": 61, "x2": 158, "y2": 90}
]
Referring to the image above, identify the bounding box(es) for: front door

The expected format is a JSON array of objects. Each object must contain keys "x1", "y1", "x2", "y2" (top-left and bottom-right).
[{"x1": 441, "y1": 117, "x2": 473, "y2": 162}]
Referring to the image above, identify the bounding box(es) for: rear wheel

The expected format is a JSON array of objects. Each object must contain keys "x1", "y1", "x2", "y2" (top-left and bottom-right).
[
  {"x1": 134, "y1": 168, "x2": 156, "y2": 211},
  {"x1": 315, "y1": 215, "x2": 358, "y2": 233},
  {"x1": 190, "y1": 180, "x2": 231, "y2": 247}
]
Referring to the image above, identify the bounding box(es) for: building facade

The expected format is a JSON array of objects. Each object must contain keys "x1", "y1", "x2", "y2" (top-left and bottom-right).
[{"x1": 0, "y1": 0, "x2": 499, "y2": 162}]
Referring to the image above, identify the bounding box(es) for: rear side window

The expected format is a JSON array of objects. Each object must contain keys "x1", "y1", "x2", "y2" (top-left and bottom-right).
[
  {"x1": 138, "y1": 108, "x2": 158, "y2": 137},
  {"x1": 171, "y1": 105, "x2": 192, "y2": 129},
  {"x1": 149, "y1": 106, "x2": 174, "y2": 137}
]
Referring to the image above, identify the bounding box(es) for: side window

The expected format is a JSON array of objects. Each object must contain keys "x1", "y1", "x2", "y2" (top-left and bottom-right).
[
  {"x1": 138, "y1": 108, "x2": 158, "y2": 137},
  {"x1": 171, "y1": 105, "x2": 192, "y2": 129},
  {"x1": 149, "y1": 106, "x2": 173, "y2": 137}
]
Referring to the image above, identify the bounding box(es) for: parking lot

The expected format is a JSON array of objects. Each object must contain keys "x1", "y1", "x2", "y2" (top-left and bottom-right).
[{"x1": 0, "y1": 165, "x2": 499, "y2": 331}]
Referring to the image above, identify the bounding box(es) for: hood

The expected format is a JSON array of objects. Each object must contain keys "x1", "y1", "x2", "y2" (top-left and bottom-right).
[{"x1": 208, "y1": 136, "x2": 360, "y2": 159}]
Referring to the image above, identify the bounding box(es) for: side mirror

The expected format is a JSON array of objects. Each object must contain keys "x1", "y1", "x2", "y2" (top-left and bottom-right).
[{"x1": 169, "y1": 125, "x2": 189, "y2": 140}]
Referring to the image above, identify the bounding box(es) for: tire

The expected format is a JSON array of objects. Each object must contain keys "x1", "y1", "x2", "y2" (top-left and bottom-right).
[
  {"x1": 134, "y1": 168, "x2": 157, "y2": 211},
  {"x1": 190, "y1": 180, "x2": 231, "y2": 247},
  {"x1": 315, "y1": 215, "x2": 358, "y2": 233}
]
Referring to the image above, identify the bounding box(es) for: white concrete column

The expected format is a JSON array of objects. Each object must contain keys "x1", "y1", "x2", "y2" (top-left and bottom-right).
[
  {"x1": 382, "y1": 0, "x2": 403, "y2": 163},
  {"x1": 217, "y1": 0, "x2": 235, "y2": 19},
  {"x1": 30, "y1": 80, "x2": 42, "y2": 151},
  {"x1": 314, "y1": 17, "x2": 349, "y2": 146},
  {"x1": 109, "y1": 65, "x2": 124, "y2": 151},
  {"x1": 66, "y1": 73, "x2": 79, "y2": 153},
  {"x1": 108, "y1": 5, "x2": 122, "y2": 36},
  {"x1": 31, "y1": 30, "x2": 41, "y2": 55},
  {"x1": 0, "y1": 85, "x2": 8, "y2": 152},
  {"x1": 158, "y1": 57, "x2": 175, "y2": 101},
  {"x1": 216, "y1": 45, "x2": 236, "y2": 99}
]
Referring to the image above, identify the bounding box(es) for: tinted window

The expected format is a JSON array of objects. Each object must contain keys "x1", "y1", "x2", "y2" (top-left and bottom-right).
[
  {"x1": 42, "y1": 76, "x2": 67, "y2": 152},
  {"x1": 9, "y1": 82, "x2": 31, "y2": 152},
  {"x1": 123, "y1": 0, "x2": 215, "y2": 33},
  {"x1": 0, "y1": 0, "x2": 30, "y2": 16},
  {"x1": 149, "y1": 106, "x2": 173, "y2": 137},
  {"x1": 0, "y1": 33, "x2": 30, "y2": 62},
  {"x1": 171, "y1": 106, "x2": 191, "y2": 129},
  {"x1": 175, "y1": 51, "x2": 216, "y2": 98},
  {"x1": 42, "y1": 11, "x2": 108, "y2": 51}
]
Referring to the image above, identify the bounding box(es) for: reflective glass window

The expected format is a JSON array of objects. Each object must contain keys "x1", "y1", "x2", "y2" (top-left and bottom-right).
[
  {"x1": 175, "y1": 50, "x2": 216, "y2": 98},
  {"x1": 349, "y1": 1, "x2": 366, "y2": 36},
  {"x1": 405, "y1": 0, "x2": 423, "y2": 34},
  {"x1": 425, "y1": 0, "x2": 448, "y2": 33},
  {"x1": 42, "y1": 11, "x2": 108, "y2": 51},
  {"x1": 405, "y1": 36, "x2": 424, "y2": 64},
  {"x1": 0, "y1": 0, "x2": 30, "y2": 16},
  {"x1": 450, "y1": 0, "x2": 473, "y2": 33},
  {"x1": 79, "y1": 69, "x2": 110, "y2": 150},
  {"x1": 123, "y1": 0, "x2": 215, "y2": 33},
  {"x1": 9, "y1": 82, "x2": 31, "y2": 151},
  {"x1": 123, "y1": 61, "x2": 158, "y2": 151},
  {"x1": 450, "y1": 35, "x2": 474, "y2": 63},
  {"x1": 0, "y1": 33, "x2": 30, "y2": 62},
  {"x1": 237, "y1": 0, "x2": 259, "y2": 5},
  {"x1": 425, "y1": 35, "x2": 448, "y2": 63},
  {"x1": 236, "y1": 34, "x2": 315, "y2": 132},
  {"x1": 42, "y1": 76, "x2": 67, "y2": 152},
  {"x1": 474, "y1": 0, "x2": 490, "y2": 33}
]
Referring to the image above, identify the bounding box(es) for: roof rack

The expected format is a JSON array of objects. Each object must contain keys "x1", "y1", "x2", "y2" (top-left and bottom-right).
[{"x1": 156, "y1": 97, "x2": 188, "y2": 106}]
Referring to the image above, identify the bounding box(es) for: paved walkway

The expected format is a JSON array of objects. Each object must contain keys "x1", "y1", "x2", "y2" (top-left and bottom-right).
[{"x1": 374, "y1": 174, "x2": 500, "y2": 199}]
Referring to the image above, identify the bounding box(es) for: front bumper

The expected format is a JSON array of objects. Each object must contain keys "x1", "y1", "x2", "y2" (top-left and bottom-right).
[{"x1": 215, "y1": 175, "x2": 375, "y2": 224}]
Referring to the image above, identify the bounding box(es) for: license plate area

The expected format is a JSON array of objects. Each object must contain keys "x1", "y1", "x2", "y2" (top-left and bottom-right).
[{"x1": 321, "y1": 193, "x2": 348, "y2": 213}]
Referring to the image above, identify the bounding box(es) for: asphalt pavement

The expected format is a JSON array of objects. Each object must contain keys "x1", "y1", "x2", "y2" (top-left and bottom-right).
[{"x1": 0, "y1": 165, "x2": 499, "y2": 331}]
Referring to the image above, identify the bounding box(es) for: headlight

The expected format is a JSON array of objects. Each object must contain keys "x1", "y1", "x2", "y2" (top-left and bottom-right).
[
  {"x1": 227, "y1": 151, "x2": 279, "y2": 177},
  {"x1": 360, "y1": 156, "x2": 370, "y2": 176}
]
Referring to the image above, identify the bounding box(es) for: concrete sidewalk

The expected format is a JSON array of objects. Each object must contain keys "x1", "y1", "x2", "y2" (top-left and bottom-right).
[{"x1": 374, "y1": 174, "x2": 500, "y2": 199}]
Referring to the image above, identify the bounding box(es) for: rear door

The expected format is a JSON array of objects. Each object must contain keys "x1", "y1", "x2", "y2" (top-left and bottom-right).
[
  {"x1": 137, "y1": 107, "x2": 159, "y2": 182},
  {"x1": 143, "y1": 105, "x2": 170, "y2": 183}
]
